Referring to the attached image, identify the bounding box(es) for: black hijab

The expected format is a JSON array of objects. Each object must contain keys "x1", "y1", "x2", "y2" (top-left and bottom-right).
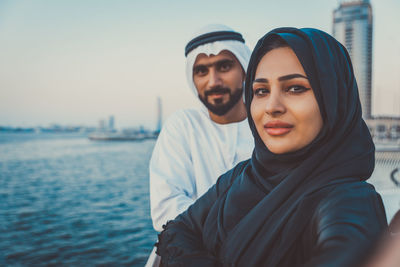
[{"x1": 202, "y1": 27, "x2": 375, "y2": 266}]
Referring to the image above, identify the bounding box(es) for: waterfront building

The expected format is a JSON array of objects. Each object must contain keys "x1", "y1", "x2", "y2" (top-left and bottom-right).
[
  {"x1": 98, "y1": 119, "x2": 106, "y2": 131},
  {"x1": 333, "y1": 0, "x2": 373, "y2": 119},
  {"x1": 332, "y1": 2, "x2": 400, "y2": 222},
  {"x1": 366, "y1": 117, "x2": 400, "y2": 141},
  {"x1": 109, "y1": 115, "x2": 115, "y2": 131}
]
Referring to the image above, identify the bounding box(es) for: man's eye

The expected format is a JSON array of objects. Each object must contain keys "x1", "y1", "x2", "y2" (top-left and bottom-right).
[
  {"x1": 253, "y1": 88, "x2": 269, "y2": 97},
  {"x1": 193, "y1": 66, "x2": 208, "y2": 76},
  {"x1": 218, "y1": 62, "x2": 232, "y2": 72},
  {"x1": 287, "y1": 85, "x2": 310, "y2": 94}
]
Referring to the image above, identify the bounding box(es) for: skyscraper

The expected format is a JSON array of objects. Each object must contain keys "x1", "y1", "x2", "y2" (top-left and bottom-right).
[
  {"x1": 156, "y1": 96, "x2": 162, "y2": 133},
  {"x1": 109, "y1": 115, "x2": 115, "y2": 131},
  {"x1": 333, "y1": 0, "x2": 373, "y2": 119}
]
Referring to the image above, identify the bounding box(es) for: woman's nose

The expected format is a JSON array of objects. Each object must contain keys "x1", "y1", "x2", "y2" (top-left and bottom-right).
[{"x1": 265, "y1": 91, "x2": 286, "y2": 116}]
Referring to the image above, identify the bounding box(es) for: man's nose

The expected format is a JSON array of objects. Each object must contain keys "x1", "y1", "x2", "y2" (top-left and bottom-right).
[{"x1": 207, "y1": 69, "x2": 223, "y2": 88}]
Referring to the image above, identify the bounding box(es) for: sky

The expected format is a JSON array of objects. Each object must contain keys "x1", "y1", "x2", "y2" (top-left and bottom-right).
[{"x1": 0, "y1": 0, "x2": 399, "y2": 130}]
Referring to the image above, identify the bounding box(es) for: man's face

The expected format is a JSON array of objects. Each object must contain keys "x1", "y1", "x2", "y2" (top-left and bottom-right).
[{"x1": 192, "y1": 50, "x2": 245, "y2": 116}]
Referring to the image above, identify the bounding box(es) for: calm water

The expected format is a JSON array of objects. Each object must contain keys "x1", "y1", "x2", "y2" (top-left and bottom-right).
[
  {"x1": 1, "y1": 133, "x2": 400, "y2": 266},
  {"x1": 0, "y1": 133, "x2": 157, "y2": 266}
]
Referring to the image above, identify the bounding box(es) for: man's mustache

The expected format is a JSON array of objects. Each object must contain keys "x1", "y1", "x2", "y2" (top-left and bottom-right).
[{"x1": 204, "y1": 87, "x2": 231, "y2": 96}]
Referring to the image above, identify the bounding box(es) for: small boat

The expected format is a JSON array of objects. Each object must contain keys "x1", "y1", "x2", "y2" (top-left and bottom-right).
[{"x1": 88, "y1": 131, "x2": 157, "y2": 141}]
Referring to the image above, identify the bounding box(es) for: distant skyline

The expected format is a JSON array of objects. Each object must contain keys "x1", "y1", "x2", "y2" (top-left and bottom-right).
[{"x1": 0, "y1": 0, "x2": 399, "y2": 129}]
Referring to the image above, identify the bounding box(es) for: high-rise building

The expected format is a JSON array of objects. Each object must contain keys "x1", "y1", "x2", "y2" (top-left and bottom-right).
[
  {"x1": 109, "y1": 115, "x2": 115, "y2": 131},
  {"x1": 156, "y1": 96, "x2": 162, "y2": 133},
  {"x1": 333, "y1": 0, "x2": 373, "y2": 119}
]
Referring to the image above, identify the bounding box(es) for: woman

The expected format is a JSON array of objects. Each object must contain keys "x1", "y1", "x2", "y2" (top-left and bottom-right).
[{"x1": 156, "y1": 27, "x2": 387, "y2": 266}]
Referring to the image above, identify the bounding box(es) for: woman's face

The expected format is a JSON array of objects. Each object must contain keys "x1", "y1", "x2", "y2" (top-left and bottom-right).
[{"x1": 250, "y1": 47, "x2": 323, "y2": 154}]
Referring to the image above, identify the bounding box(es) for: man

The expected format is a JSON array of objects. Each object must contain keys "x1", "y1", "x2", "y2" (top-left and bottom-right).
[
  {"x1": 145, "y1": 25, "x2": 253, "y2": 265},
  {"x1": 149, "y1": 24, "x2": 253, "y2": 233}
]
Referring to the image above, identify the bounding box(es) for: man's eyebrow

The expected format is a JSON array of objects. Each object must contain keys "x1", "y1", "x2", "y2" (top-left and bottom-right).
[
  {"x1": 253, "y1": 74, "x2": 308, "y2": 84},
  {"x1": 216, "y1": 59, "x2": 234, "y2": 65},
  {"x1": 193, "y1": 59, "x2": 234, "y2": 69},
  {"x1": 193, "y1": 64, "x2": 207, "y2": 69}
]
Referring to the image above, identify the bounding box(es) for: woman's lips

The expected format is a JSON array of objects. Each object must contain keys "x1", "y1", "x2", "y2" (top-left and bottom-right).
[{"x1": 264, "y1": 121, "x2": 294, "y2": 136}]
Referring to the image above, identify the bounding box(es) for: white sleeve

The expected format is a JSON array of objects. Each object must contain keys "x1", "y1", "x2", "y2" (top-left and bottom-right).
[{"x1": 149, "y1": 112, "x2": 196, "y2": 232}]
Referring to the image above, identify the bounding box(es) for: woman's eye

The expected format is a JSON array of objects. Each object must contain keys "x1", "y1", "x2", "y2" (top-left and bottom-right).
[
  {"x1": 287, "y1": 85, "x2": 310, "y2": 94},
  {"x1": 253, "y1": 88, "x2": 269, "y2": 96}
]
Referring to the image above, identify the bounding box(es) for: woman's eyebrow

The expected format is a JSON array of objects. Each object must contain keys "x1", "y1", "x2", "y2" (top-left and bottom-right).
[
  {"x1": 278, "y1": 74, "x2": 308, "y2": 81},
  {"x1": 253, "y1": 78, "x2": 268, "y2": 83},
  {"x1": 253, "y1": 74, "x2": 308, "y2": 84}
]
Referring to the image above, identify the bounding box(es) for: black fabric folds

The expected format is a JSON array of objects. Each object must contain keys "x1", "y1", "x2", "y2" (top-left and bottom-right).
[
  {"x1": 212, "y1": 27, "x2": 375, "y2": 265},
  {"x1": 156, "y1": 27, "x2": 385, "y2": 267}
]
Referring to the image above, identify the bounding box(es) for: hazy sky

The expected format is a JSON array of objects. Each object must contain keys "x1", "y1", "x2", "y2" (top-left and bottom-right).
[{"x1": 0, "y1": 0, "x2": 399, "y2": 129}]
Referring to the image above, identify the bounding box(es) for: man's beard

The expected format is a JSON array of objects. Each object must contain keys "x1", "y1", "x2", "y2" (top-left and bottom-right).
[{"x1": 198, "y1": 86, "x2": 243, "y2": 116}]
